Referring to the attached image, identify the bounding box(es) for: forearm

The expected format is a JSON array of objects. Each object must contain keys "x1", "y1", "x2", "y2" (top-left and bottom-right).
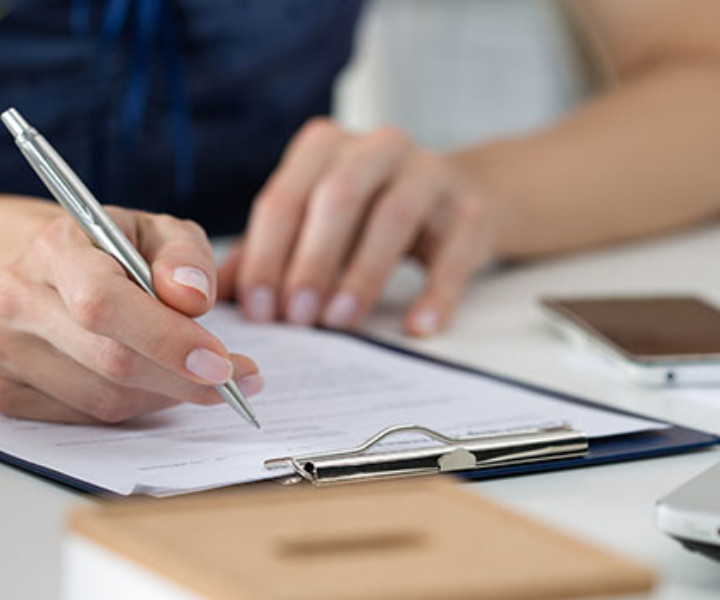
[
  {"x1": 0, "y1": 195, "x2": 62, "y2": 266},
  {"x1": 452, "y1": 61, "x2": 720, "y2": 260}
]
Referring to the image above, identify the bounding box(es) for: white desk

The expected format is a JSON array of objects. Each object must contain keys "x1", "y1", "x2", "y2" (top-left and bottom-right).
[{"x1": 3, "y1": 224, "x2": 720, "y2": 599}]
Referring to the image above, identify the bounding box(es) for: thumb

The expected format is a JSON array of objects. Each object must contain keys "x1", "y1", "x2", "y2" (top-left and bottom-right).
[{"x1": 137, "y1": 214, "x2": 217, "y2": 318}]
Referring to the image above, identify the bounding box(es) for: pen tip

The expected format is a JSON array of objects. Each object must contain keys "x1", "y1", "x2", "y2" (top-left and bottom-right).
[{"x1": 250, "y1": 416, "x2": 262, "y2": 430}]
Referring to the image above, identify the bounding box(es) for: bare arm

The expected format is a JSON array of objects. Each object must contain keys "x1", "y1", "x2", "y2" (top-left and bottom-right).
[{"x1": 452, "y1": 0, "x2": 720, "y2": 259}]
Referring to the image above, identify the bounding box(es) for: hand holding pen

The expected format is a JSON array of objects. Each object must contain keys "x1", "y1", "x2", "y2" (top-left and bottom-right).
[{"x1": 0, "y1": 109, "x2": 262, "y2": 426}]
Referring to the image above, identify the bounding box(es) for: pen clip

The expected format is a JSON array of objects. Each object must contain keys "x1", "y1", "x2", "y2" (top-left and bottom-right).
[{"x1": 264, "y1": 424, "x2": 588, "y2": 486}]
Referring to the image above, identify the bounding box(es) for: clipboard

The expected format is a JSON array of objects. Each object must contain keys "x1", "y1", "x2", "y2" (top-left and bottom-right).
[
  {"x1": 0, "y1": 334, "x2": 717, "y2": 496},
  {"x1": 263, "y1": 335, "x2": 718, "y2": 486},
  {"x1": 313, "y1": 336, "x2": 718, "y2": 485}
]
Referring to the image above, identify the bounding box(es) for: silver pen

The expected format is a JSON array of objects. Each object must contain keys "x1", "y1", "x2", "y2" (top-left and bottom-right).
[{"x1": 1, "y1": 107, "x2": 260, "y2": 429}]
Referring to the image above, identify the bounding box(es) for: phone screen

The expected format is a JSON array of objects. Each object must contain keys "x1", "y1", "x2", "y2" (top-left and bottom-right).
[{"x1": 543, "y1": 296, "x2": 720, "y2": 359}]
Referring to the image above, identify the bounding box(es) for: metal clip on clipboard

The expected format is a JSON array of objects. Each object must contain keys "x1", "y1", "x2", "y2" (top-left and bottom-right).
[{"x1": 264, "y1": 424, "x2": 589, "y2": 486}]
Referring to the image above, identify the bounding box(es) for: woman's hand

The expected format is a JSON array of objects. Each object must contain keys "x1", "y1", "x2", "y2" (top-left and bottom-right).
[
  {"x1": 0, "y1": 203, "x2": 262, "y2": 424},
  {"x1": 220, "y1": 119, "x2": 494, "y2": 336}
]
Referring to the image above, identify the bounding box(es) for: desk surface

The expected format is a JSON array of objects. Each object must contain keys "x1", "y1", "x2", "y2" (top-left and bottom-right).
[{"x1": 4, "y1": 225, "x2": 720, "y2": 600}]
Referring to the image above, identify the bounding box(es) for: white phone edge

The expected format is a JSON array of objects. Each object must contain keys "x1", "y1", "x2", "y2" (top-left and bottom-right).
[
  {"x1": 541, "y1": 304, "x2": 720, "y2": 387},
  {"x1": 656, "y1": 502, "x2": 720, "y2": 547},
  {"x1": 656, "y1": 461, "x2": 720, "y2": 547}
]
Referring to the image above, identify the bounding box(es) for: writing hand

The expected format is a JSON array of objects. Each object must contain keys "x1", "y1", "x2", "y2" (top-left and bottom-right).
[{"x1": 0, "y1": 206, "x2": 262, "y2": 423}]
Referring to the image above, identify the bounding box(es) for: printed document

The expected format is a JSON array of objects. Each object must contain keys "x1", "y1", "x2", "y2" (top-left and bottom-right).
[{"x1": 0, "y1": 305, "x2": 664, "y2": 496}]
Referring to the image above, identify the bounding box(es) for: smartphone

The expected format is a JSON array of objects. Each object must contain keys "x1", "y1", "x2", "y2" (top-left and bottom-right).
[{"x1": 541, "y1": 296, "x2": 720, "y2": 386}]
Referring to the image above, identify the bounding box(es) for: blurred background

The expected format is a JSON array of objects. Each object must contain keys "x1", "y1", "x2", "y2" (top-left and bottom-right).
[{"x1": 335, "y1": 0, "x2": 595, "y2": 151}]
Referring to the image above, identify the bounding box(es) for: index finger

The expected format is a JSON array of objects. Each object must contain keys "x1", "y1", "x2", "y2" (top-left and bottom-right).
[
  {"x1": 44, "y1": 243, "x2": 247, "y2": 387},
  {"x1": 240, "y1": 118, "x2": 348, "y2": 321},
  {"x1": 124, "y1": 210, "x2": 217, "y2": 318}
]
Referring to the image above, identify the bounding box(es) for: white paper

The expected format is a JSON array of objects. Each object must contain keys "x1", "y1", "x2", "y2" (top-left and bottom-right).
[{"x1": 0, "y1": 305, "x2": 665, "y2": 496}]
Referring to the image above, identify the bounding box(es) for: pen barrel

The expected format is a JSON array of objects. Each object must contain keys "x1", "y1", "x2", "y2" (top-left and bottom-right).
[{"x1": 2, "y1": 109, "x2": 155, "y2": 296}]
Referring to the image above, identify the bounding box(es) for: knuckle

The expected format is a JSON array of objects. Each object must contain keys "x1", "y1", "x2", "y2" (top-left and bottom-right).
[
  {"x1": 417, "y1": 149, "x2": 444, "y2": 174},
  {"x1": 370, "y1": 126, "x2": 411, "y2": 150},
  {"x1": 153, "y1": 212, "x2": 180, "y2": 232},
  {"x1": 68, "y1": 284, "x2": 112, "y2": 332},
  {"x1": 154, "y1": 213, "x2": 206, "y2": 241},
  {"x1": 180, "y1": 218, "x2": 207, "y2": 240},
  {"x1": 458, "y1": 198, "x2": 485, "y2": 227},
  {"x1": 255, "y1": 188, "x2": 301, "y2": 221},
  {"x1": 33, "y1": 216, "x2": 76, "y2": 255},
  {"x1": 0, "y1": 267, "x2": 28, "y2": 323},
  {"x1": 106, "y1": 205, "x2": 135, "y2": 221},
  {"x1": 90, "y1": 387, "x2": 137, "y2": 424},
  {"x1": 95, "y1": 340, "x2": 136, "y2": 383},
  {"x1": 383, "y1": 193, "x2": 421, "y2": 226},
  {"x1": 297, "y1": 117, "x2": 340, "y2": 146},
  {"x1": 315, "y1": 177, "x2": 358, "y2": 212},
  {"x1": 415, "y1": 151, "x2": 450, "y2": 189}
]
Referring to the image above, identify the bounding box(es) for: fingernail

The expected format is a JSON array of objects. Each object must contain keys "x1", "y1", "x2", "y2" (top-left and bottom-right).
[
  {"x1": 413, "y1": 307, "x2": 439, "y2": 336},
  {"x1": 186, "y1": 348, "x2": 233, "y2": 384},
  {"x1": 236, "y1": 373, "x2": 265, "y2": 397},
  {"x1": 247, "y1": 285, "x2": 275, "y2": 322},
  {"x1": 324, "y1": 291, "x2": 358, "y2": 328},
  {"x1": 173, "y1": 266, "x2": 210, "y2": 299},
  {"x1": 287, "y1": 287, "x2": 320, "y2": 325}
]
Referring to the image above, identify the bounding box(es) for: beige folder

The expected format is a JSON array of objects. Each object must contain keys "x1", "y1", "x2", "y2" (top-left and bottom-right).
[{"x1": 69, "y1": 477, "x2": 655, "y2": 600}]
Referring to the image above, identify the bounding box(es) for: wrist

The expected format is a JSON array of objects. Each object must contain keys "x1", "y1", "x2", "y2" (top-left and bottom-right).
[{"x1": 447, "y1": 141, "x2": 529, "y2": 262}]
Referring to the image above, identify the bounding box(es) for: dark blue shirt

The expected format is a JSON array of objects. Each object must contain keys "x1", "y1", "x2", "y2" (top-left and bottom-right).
[{"x1": 0, "y1": 0, "x2": 362, "y2": 234}]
